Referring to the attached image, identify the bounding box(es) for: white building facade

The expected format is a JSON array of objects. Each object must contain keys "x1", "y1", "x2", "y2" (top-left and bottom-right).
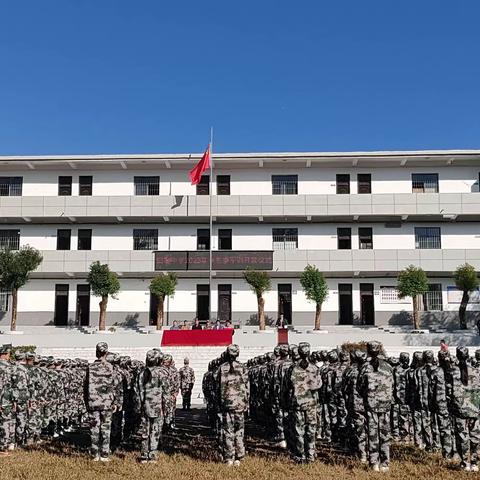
[{"x1": 0, "y1": 150, "x2": 479, "y2": 329}]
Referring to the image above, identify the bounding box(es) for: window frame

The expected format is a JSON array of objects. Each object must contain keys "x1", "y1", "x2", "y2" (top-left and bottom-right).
[
  {"x1": 412, "y1": 173, "x2": 439, "y2": 193},
  {"x1": 414, "y1": 227, "x2": 441, "y2": 249},
  {"x1": 218, "y1": 229, "x2": 232, "y2": 250},
  {"x1": 56, "y1": 229, "x2": 72, "y2": 251},
  {"x1": 0, "y1": 177, "x2": 22, "y2": 196},
  {"x1": 337, "y1": 227, "x2": 352, "y2": 250},
  {"x1": 197, "y1": 228, "x2": 211, "y2": 250},
  {"x1": 336, "y1": 174, "x2": 350, "y2": 194},
  {"x1": 58, "y1": 176, "x2": 72, "y2": 196},
  {"x1": 357, "y1": 173, "x2": 371, "y2": 194},
  {"x1": 0, "y1": 229, "x2": 20, "y2": 250},
  {"x1": 134, "y1": 176, "x2": 160, "y2": 196},
  {"x1": 77, "y1": 229, "x2": 92, "y2": 251},
  {"x1": 272, "y1": 227, "x2": 298, "y2": 250},
  {"x1": 358, "y1": 227, "x2": 373, "y2": 249},
  {"x1": 79, "y1": 176, "x2": 93, "y2": 196},
  {"x1": 271, "y1": 175, "x2": 298, "y2": 195},
  {"x1": 216, "y1": 175, "x2": 230, "y2": 195},
  {"x1": 196, "y1": 176, "x2": 210, "y2": 196},
  {"x1": 133, "y1": 228, "x2": 158, "y2": 250}
]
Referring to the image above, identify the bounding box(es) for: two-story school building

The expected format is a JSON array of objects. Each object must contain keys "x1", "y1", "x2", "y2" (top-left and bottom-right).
[{"x1": 0, "y1": 150, "x2": 479, "y2": 329}]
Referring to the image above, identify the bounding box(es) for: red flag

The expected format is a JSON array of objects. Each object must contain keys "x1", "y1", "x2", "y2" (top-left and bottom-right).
[{"x1": 189, "y1": 145, "x2": 211, "y2": 185}]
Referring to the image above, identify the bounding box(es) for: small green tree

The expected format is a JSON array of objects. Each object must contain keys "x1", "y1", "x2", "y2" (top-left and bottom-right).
[
  {"x1": 0, "y1": 246, "x2": 43, "y2": 331},
  {"x1": 87, "y1": 261, "x2": 121, "y2": 331},
  {"x1": 397, "y1": 265, "x2": 429, "y2": 330},
  {"x1": 243, "y1": 268, "x2": 271, "y2": 331},
  {"x1": 454, "y1": 263, "x2": 479, "y2": 330},
  {"x1": 300, "y1": 265, "x2": 329, "y2": 330},
  {"x1": 149, "y1": 273, "x2": 177, "y2": 330}
]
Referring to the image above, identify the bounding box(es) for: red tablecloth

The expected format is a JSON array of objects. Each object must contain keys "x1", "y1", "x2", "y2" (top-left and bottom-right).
[{"x1": 161, "y1": 329, "x2": 234, "y2": 346}]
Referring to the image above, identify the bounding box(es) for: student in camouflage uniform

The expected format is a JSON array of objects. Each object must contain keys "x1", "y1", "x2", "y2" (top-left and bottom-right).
[
  {"x1": 179, "y1": 358, "x2": 195, "y2": 410},
  {"x1": 216, "y1": 344, "x2": 249, "y2": 466},
  {"x1": 392, "y1": 352, "x2": 411, "y2": 443},
  {"x1": 0, "y1": 345, "x2": 16, "y2": 455},
  {"x1": 342, "y1": 349, "x2": 368, "y2": 463},
  {"x1": 270, "y1": 344, "x2": 289, "y2": 447},
  {"x1": 358, "y1": 341, "x2": 393, "y2": 472},
  {"x1": 84, "y1": 342, "x2": 118, "y2": 462},
  {"x1": 284, "y1": 342, "x2": 321, "y2": 463},
  {"x1": 450, "y1": 347, "x2": 480, "y2": 472},
  {"x1": 161, "y1": 354, "x2": 179, "y2": 430},
  {"x1": 135, "y1": 350, "x2": 168, "y2": 463},
  {"x1": 12, "y1": 352, "x2": 31, "y2": 447},
  {"x1": 407, "y1": 351, "x2": 424, "y2": 448}
]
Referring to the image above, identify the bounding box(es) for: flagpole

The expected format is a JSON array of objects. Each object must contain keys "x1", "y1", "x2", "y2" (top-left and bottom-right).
[{"x1": 209, "y1": 127, "x2": 213, "y2": 321}]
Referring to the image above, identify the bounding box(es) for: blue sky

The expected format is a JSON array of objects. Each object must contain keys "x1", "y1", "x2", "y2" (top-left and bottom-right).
[{"x1": 0, "y1": 0, "x2": 479, "y2": 154}]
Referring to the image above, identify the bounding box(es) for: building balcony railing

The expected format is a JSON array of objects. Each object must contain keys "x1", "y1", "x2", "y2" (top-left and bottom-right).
[
  {"x1": 1, "y1": 193, "x2": 480, "y2": 222},
  {"x1": 32, "y1": 248, "x2": 480, "y2": 277}
]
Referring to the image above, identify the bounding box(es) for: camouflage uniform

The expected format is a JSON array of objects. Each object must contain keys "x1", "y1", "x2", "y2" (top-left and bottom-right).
[
  {"x1": 135, "y1": 350, "x2": 168, "y2": 461},
  {"x1": 342, "y1": 350, "x2": 368, "y2": 462},
  {"x1": 161, "y1": 355, "x2": 179, "y2": 429},
  {"x1": 12, "y1": 354, "x2": 31, "y2": 446},
  {"x1": 392, "y1": 352, "x2": 411, "y2": 442},
  {"x1": 450, "y1": 347, "x2": 480, "y2": 471},
  {"x1": 84, "y1": 343, "x2": 117, "y2": 459},
  {"x1": 270, "y1": 344, "x2": 289, "y2": 444},
  {"x1": 0, "y1": 347, "x2": 16, "y2": 452},
  {"x1": 284, "y1": 342, "x2": 320, "y2": 463},
  {"x1": 179, "y1": 359, "x2": 195, "y2": 410},
  {"x1": 359, "y1": 342, "x2": 393, "y2": 471},
  {"x1": 216, "y1": 344, "x2": 249, "y2": 464},
  {"x1": 407, "y1": 351, "x2": 424, "y2": 448}
]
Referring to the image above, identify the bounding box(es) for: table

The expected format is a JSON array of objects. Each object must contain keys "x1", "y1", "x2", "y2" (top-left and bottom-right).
[{"x1": 161, "y1": 329, "x2": 234, "y2": 346}]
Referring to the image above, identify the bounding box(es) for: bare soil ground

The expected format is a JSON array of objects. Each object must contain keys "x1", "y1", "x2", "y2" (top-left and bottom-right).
[{"x1": 1, "y1": 408, "x2": 470, "y2": 480}]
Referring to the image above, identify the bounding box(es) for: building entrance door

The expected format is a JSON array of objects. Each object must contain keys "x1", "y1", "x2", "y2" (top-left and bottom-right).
[
  {"x1": 197, "y1": 285, "x2": 210, "y2": 321},
  {"x1": 54, "y1": 284, "x2": 69, "y2": 326},
  {"x1": 338, "y1": 283, "x2": 353, "y2": 325},
  {"x1": 278, "y1": 284, "x2": 292, "y2": 324},
  {"x1": 360, "y1": 283, "x2": 375, "y2": 325},
  {"x1": 76, "y1": 284, "x2": 90, "y2": 326},
  {"x1": 218, "y1": 284, "x2": 231, "y2": 322}
]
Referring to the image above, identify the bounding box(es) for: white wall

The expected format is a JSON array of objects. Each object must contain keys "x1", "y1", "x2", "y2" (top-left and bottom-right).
[
  {"x1": 4, "y1": 222, "x2": 480, "y2": 251},
  {"x1": 4, "y1": 165, "x2": 479, "y2": 196}
]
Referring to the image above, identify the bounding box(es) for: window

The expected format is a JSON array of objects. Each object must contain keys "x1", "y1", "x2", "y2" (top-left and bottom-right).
[
  {"x1": 423, "y1": 284, "x2": 443, "y2": 311},
  {"x1": 412, "y1": 174, "x2": 439, "y2": 193},
  {"x1": 58, "y1": 176, "x2": 72, "y2": 196},
  {"x1": 359, "y1": 227, "x2": 373, "y2": 249},
  {"x1": 77, "y1": 229, "x2": 92, "y2": 250},
  {"x1": 272, "y1": 175, "x2": 298, "y2": 195},
  {"x1": 0, "y1": 177, "x2": 22, "y2": 196},
  {"x1": 217, "y1": 175, "x2": 230, "y2": 195},
  {"x1": 0, "y1": 230, "x2": 20, "y2": 250},
  {"x1": 0, "y1": 289, "x2": 9, "y2": 312},
  {"x1": 415, "y1": 227, "x2": 441, "y2": 249},
  {"x1": 337, "y1": 228, "x2": 352, "y2": 249},
  {"x1": 379, "y1": 286, "x2": 410, "y2": 304},
  {"x1": 197, "y1": 176, "x2": 210, "y2": 195},
  {"x1": 56, "y1": 229, "x2": 71, "y2": 250},
  {"x1": 79, "y1": 176, "x2": 93, "y2": 196},
  {"x1": 218, "y1": 229, "x2": 232, "y2": 250},
  {"x1": 272, "y1": 228, "x2": 298, "y2": 250},
  {"x1": 134, "y1": 176, "x2": 159, "y2": 196},
  {"x1": 197, "y1": 229, "x2": 210, "y2": 250},
  {"x1": 357, "y1": 174, "x2": 371, "y2": 194},
  {"x1": 133, "y1": 229, "x2": 158, "y2": 250},
  {"x1": 336, "y1": 174, "x2": 350, "y2": 194}
]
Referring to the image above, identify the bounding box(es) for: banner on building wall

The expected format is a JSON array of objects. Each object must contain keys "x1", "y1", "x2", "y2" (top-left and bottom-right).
[
  {"x1": 447, "y1": 286, "x2": 480, "y2": 304},
  {"x1": 154, "y1": 250, "x2": 274, "y2": 271}
]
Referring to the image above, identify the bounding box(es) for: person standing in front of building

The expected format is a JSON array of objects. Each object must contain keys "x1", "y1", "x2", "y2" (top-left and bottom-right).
[
  {"x1": 216, "y1": 344, "x2": 249, "y2": 466},
  {"x1": 84, "y1": 342, "x2": 118, "y2": 462},
  {"x1": 179, "y1": 358, "x2": 195, "y2": 410},
  {"x1": 450, "y1": 347, "x2": 480, "y2": 472},
  {"x1": 358, "y1": 341, "x2": 393, "y2": 473},
  {"x1": 284, "y1": 342, "x2": 321, "y2": 464},
  {"x1": 0, "y1": 345, "x2": 16, "y2": 456}
]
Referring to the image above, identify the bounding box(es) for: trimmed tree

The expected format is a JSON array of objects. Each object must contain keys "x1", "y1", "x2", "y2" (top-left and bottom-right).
[
  {"x1": 87, "y1": 261, "x2": 120, "y2": 331},
  {"x1": 454, "y1": 263, "x2": 479, "y2": 330},
  {"x1": 243, "y1": 268, "x2": 271, "y2": 331},
  {"x1": 300, "y1": 264, "x2": 329, "y2": 330},
  {"x1": 0, "y1": 246, "x2": 43, "y2": 331},
  {"x1": 149, "y1": 273, "x2": 178, "y2": 330},
  {"x1": 397, "y1": 265, "x2": 429, "y2": 330}
]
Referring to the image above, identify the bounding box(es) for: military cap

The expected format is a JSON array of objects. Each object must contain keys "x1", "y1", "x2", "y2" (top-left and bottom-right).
[
  {"x1": 96, "y1": 342, "x2": 109, "y2": 356},
  {"x1": 15, "y1": 352, "x2": 26, "y2": 361},
  {"x1": 0, "y1": 344, "x2": 12, "y2": 355},
  {"x1": 25, "y1": 352, "x2": 35, "y2": 360},
  {"x1": 226, "y1": 344, "x2": 240, "y2": 358}
]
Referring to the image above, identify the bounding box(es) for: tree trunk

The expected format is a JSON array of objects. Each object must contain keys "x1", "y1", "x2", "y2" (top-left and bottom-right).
[
  {"x1": 459, "y1": 290, "x2": 470, "y2": 330},
  {"x1": 412, "y1": 294, "x2": 420, "y2": 330},
  {"x1": 258, "y1": 295, "x2": 265, "y2": 330},
  {"x1": 156, "y1": 296, "x2": 164, "y2": 330},
  {"x1": 98, "y1": 295, "x2": 108, "y2": 331},
  {"x1": 10, "y1": 288, "x2": 18, "y2": 331},
  {"x1": 314, "y1": 302, "x2": 322, "y2": 331}
]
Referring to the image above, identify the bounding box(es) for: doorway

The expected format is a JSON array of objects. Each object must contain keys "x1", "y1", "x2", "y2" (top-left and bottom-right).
[
  {"x1": 218, "y1": 284, "x2": 232, "y2": 322},
  {"x1": 76, "y1": 284, "x2": 90, "y2": 326},
  {"x1": 278, "y1": 284, "x2": 292, "y2": 325},
  {"x1": 360, "y1": 283, "x2": 375, "y2": 325},
  {"x1": 338, "y1": 283, "x2": 353, "y2": 325},
  {"x1": 196, "y1": 284, "x2": 210, "y2": 321},
  {"x1": 149, "y1": 292, "x2": 160, "y2": 326},
  {"x1": 54, "y1": 284, "x2": 69, "y2": 326}
]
